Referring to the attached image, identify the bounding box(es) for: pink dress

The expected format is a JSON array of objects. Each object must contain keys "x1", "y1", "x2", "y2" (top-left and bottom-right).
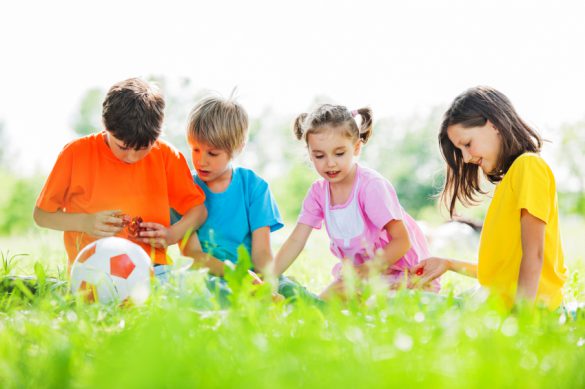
[{"x1": 299, "y1": 164, "x2": 439, "y2": 290}]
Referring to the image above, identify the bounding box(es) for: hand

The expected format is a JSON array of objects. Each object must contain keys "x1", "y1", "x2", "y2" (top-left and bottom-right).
[
  {"x1": 136, "y1": 222, "x2": 169, "y2": 249},
  {"x1": 84, "y1": 210, "x2": 124, "y2": 238},
  {"x1": 248, "y1": 270, "x2": 264, "y2": 285},
  {"x1": 410, "y1": 257, "x2": 449, "y2": 288}
]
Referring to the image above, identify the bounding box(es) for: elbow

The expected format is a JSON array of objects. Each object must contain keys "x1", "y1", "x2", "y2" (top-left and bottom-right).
[{"x1": 32, "y1": 207, "x2": 44, "y2": 227}]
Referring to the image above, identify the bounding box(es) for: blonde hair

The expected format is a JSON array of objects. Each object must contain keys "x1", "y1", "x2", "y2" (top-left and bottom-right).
[
  {"x1": 187, "y1": 94, "x2": 249, "y2": 157},
  {"x1": 293, "y1": 104, "x2": 373, "y2": 145}
]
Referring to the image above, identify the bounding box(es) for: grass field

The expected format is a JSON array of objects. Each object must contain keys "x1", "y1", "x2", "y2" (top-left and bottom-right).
[{"x1": 0, "y1": 217, "x2": 584, "y2": 388}]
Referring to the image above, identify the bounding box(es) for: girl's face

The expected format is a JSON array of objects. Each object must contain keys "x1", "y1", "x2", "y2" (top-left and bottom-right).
[
  {"x1": 307, "y1": 127, "x2": 361, "y2": 185},
  {"x1": 188, "y1": 137, "x2": 232, "y2": 184},
  {"x1": 447, "y1": 120, "x2": 501, "y2": 174}
]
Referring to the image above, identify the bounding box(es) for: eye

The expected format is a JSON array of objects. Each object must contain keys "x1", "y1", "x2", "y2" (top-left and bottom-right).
[
  {"x1": 335, "y1": 152, "x2": 345, "y2": 157},
  {"x1": 313, "y1": 154, "x2": 324, "y2": 159},
  {"x1": 208, "y1": 151, "x2": 219, "y2": 157}
]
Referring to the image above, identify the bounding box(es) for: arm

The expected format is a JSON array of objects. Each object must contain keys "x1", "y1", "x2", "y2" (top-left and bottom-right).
[
  {"x1": 515, "y1": 209, "x2": 545, "y2": 303},
  {"x1": 251, "y1": 226, "x2": 274, "y2": 275},
  {"x1": 410, "y1": 257, "x2": 478, "y2": 287},
  {"x1": 365, "y1": 219, "x2": 411, "y2": 275},
  {"x1": 272, "y1": 223, "x2": 313, "y2": 277},
  {"x1": 138, "y1": 204, "x2": 207, "y2": 249},
  {"x1": 33, "y1": 207, "x2": 124, "y2": 237},
  {"x1": 181, "y1": 231, "x2": 228, "y2": 276},
  {"x1": 167, "y1": 204, "x2": 207, "y2": 245}
]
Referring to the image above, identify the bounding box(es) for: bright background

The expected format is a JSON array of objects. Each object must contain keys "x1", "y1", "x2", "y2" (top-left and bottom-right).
[{"x1": 1, "y1": 0, "x2": 585, "y2": 175}]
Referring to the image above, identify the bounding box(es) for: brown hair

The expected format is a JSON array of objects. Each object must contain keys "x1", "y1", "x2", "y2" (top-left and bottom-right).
[
  {"x1": 439, "y1": 86, "x2": 543, "y2": 217},
  {"x1": 102, "y1": 78, "x2": 165, "y2": 149},
  {"x1": 186, "y1": 95, "x2": 248, "y2": 157},
  {"x1": 293, "y1": 104, "x2": 373, "y2": 145}
]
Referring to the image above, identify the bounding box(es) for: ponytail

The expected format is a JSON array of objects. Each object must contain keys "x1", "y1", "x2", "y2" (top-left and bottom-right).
[
  {"x1": 293, "y1": 113, "x2": 308, "y2": 140},
  {"x1": 354, "y1": 107, "x2": 373, "y2": 144}
]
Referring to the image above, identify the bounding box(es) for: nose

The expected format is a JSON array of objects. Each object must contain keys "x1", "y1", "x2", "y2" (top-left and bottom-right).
[
  {"x1": 326, "y1": 157, "x2": 336, "y2": 167},
  {"x1": 461, "y1": 148, "x2": 472, "y2": 164}
]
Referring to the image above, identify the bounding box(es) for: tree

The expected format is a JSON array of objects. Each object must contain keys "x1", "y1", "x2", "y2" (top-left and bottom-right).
[{"x1": 71, "y1": 88, "x2": 104, "y2": 136}]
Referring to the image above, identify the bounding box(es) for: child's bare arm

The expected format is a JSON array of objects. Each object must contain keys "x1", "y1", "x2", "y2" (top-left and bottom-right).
[
  {"x1": 33, "y1": 207, "x2": 124, "y2": 237},
  {"x1": 516, "y1": 209, "x2": 545, "y2": 303},
  {"x1": 167, "y1": 204, "x2": 207, "y2": 245},
  {"x1": 181, "y1": 231, "x2": 227, "y2": 276},
  {"x1": 251, "y1": 226, "x2": 273, "y2": 275},
  {"x1": 411, "y1": 257, "x2": 478, "y2": 288},
  {"x1": 364, "y1": 219, "x2": 412, "y2": 276},
  {"x1": 273, "y1": 223, "x2": 313, "y2": 277}
]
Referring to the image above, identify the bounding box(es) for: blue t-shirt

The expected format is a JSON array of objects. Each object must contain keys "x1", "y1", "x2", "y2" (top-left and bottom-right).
[{"x1": 173, "y1": 166, "x2": 283, "y2": 263}]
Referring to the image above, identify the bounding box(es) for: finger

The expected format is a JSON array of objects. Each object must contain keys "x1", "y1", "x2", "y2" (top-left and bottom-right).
[
  {"x1": 139, "y1": 222, "x2": 165, "y2": 230},
  {"x1": 105, "y1": 216, "x2": 124, "y2": 226},
  {"x1": 104, "y1": 210, "x2": 123, "y2": 216},
  {"x1": 99, "y1": 223, "x2": 123, "y2": 233},
  {"x1": 410, "y1": 263, "x2": 425, "y2": 273},
  {"x1": 419, "y1": 271, "x2": 440, "y2": 286}
]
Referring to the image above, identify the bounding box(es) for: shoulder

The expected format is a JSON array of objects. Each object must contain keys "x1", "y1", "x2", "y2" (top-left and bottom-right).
[
  {"x1": 508, "y1": 153, "x2": 553, "y2": 176},
  {"x1": 152, "y1": 138, "x2": 182, "y2": 157},
  {"x1": 358, "y1": 165, "x2": 395, "y2": 192},
  {"x1": 234, "y1": 167, "x2": 270, "y2": 192}
]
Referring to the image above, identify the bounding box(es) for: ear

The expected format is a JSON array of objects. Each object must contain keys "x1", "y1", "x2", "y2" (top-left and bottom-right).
[{"x1": 353, "y1": 140, "x2": 362, "y2": 156}]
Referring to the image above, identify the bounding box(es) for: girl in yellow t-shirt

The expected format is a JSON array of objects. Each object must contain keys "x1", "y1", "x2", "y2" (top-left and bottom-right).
[{"x1": 411, "y1": 86, "x2": 566, "y2": 310}]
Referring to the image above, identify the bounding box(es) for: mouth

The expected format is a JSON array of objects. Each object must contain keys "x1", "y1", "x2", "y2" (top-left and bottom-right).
[
  {"x1": 325, "y1": 170, "x2": 340, "y2": 179},
  {"x1": 197, "y1": 169, "x2": 211, "y2": 178}
]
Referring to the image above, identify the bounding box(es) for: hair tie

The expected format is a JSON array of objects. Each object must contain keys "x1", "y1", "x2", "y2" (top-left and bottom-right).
[{"x1": 351, "y1": 110, "x2": 358, "y2": 117}]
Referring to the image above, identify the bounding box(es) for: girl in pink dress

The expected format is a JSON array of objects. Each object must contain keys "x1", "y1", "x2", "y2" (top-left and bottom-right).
[{"x1": 274, "y1": 104, "x2": 439, "y2": 299}]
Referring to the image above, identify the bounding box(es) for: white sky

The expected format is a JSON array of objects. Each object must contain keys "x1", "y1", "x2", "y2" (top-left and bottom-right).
[{"x1": 1, "y1": 0, "x2": 584, "y2": 175}]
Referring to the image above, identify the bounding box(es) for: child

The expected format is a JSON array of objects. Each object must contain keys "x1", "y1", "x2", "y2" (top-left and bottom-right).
[
  {"x1": 273, "y1": 104, "x2": 437, "y2": 300},
  {"x1": 34, "y1": 78, "x2": 207, "y2": 273},
  {"x1": 411, "y1": 86, "x2": 567, "y2": 310},
  {"x1": 176, "y1": 95, "x2": 284, "y2": 294}
]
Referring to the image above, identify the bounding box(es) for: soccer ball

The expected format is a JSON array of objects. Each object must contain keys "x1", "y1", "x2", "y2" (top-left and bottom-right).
[{"x1": 70, "y1": 237, "x2": 153, "y2": 304}]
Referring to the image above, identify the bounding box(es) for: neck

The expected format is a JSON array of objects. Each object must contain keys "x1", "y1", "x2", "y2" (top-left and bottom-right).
[{"x1": 206, "y1": 166, "x2": 233, "y2": 193}]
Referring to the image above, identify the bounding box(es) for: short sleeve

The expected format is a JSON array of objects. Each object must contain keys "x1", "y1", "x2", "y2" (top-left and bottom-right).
[
  {"x1": 298, "y1": 183, "x2": 324, "y2": 229},
  {"x1": 511, "y1": 155, "x2": 553, "y2": 224},
  {"x1": 361, "y1": 178, "x2": 404, "y2": 230},
  {"x1": 249, "y1": 178, "x2": 284, "y2": 233},
  {"x1": 165, "y1": 146, "x2": 205, "y2": 215},
  {"x1": 36, "y1": 142, "x2": 75, "y2": 212}
]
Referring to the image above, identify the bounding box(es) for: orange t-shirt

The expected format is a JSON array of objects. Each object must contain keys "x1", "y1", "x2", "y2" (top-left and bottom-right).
[{"x1": 36, "y1": 132, "x2": 205, "y2": 266}]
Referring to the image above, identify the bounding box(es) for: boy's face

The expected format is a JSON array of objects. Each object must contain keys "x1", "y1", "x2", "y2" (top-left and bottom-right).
[
  {"x1": 106, "y1": 132, "x2": 153, "y2": 164},
  {"x1": 188, "y1": 137, "x2": 232, "y2": 184}
]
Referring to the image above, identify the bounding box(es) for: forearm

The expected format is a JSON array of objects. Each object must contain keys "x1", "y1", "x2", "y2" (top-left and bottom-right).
[
  {"x1": 516, "y1": 254, "x2": 543, "y2": 302},
  {"x1": 252, "y1": 250, "x2": 273, "y2": 276},
  {"x1": 445, "y1": 258, "x2": 478, "y2": 278},
  {"x1": 33, "y1": 207, "x2": 87, "y2": 232},
  {"x1": 189, "y1": 250, "x2": 227, "y2": 276},
  {"x1": 168, "y1": 204, "x2": 207, "y2": 246},
  {"x1": 375, "y1": 236, "x2": 411, "y2": 270},
  {"x1": 273, "y1": 239, "x2": 304, "y2": 276}
]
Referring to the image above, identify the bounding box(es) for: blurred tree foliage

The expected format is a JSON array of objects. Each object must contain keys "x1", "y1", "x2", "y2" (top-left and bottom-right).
[
  {"x1": 71, "y1": 88, "x2": 104, "y2": 136},
  {"x1": 4, "y1": 78, "x2": 581, "y2": 238}
]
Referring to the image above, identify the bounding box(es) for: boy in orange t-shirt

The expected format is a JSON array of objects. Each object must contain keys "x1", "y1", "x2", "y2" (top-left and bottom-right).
[{"x1": 34, "y1": 78, "x2": 207, "y2": 269}]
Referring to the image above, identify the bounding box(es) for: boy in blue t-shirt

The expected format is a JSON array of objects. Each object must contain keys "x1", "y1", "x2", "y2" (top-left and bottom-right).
[{"x1": 174, "y1": 95, "x2": 317, "y2": 303}]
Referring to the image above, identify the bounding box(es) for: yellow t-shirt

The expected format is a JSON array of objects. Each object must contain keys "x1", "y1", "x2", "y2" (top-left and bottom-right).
[{"x1": 478, "y1": 153, "x2": 566, "y2": 310}]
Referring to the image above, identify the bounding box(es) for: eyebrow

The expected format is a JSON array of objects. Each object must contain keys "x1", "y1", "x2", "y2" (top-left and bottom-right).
[{"x1": 311, "y1": 146, "x2": 347, "y2": 153}]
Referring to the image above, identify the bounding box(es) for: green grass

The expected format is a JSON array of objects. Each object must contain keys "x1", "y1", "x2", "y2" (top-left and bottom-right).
[{"x1": 0, "y1": 218, "x2": 584, "y2": 388}]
